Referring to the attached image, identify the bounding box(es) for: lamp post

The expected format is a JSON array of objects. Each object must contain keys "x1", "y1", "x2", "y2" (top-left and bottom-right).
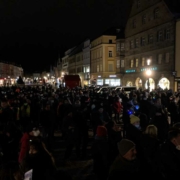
[{"x1": 146, "y1": 69, "x2": 152, "y2": 92}]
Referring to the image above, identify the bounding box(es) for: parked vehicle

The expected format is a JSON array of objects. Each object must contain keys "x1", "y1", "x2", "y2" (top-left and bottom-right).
[{"x1": 115, "y1": 86, "x2": 137, "y2": 94}]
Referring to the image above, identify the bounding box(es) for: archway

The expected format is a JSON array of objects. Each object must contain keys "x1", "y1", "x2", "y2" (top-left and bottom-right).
[
  {"x1": 145, "y1": 78, "x2": 155, "y2": 91},
  {"x1": 126, "y1": 81, "x2": 133, "y2": 86},
  {"x1": 135, "y1": 77, "x2": 142, "y2": 89},
  {"x1": 158, "y1": 77, "x2": 170, "y2": 90}
]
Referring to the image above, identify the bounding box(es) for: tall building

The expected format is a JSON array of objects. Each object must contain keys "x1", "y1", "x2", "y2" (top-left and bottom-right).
[
  {"x1": 124, "y1": 0, "x2": 180, "y2": 91},
  {"x1": 90, "y1": 28, "x2": 120, "y2": 86},
  {"x1": 82, "y1": 39, "x2": 91, "y2": 86}
]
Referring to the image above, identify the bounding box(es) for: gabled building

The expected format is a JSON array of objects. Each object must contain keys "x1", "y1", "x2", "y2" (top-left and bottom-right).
[
  {"x1": 90, "y1": 28, "x2": 120, "y2": 86},
  {"x1": 124, "y1": 0, "x2": 180, "y2": 91}
]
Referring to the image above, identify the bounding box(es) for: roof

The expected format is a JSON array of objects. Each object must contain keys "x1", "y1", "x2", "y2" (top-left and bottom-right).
[
  {"x1": 164, "y1": 0, "x2": 180, "y2": 18},
  {"x1": 90, "y1": 26, "x2": 125, "y2": 41}
]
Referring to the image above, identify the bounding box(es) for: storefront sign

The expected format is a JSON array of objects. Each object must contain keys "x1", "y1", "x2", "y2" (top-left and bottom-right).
[
  {"x1": 126, "y1": 69, "x2": 135, "y2": 73},
  {"x1": 141, "y1": 67, "x2": 157, "y2": 72}
]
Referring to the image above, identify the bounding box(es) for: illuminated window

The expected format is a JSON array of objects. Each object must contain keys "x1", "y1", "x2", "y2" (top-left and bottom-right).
[
  {"x1": 121, "y1": 60, "x2": 125, "y2": 67},
  {"x1": 142, "y1": 57, "x2": 145, "y2": 66},
  {"x1": 130, "y1": 59, "x2": 134, "y2": 68},
  {"x1": 117, "y1": 59, "x2": 120, "y2": 68},
  {"x1": 136, "y1": 59, "x2": 138, "y2": 67},
  {"x1": 97, "y1": 65, "x2": 99, "y2": 72}
]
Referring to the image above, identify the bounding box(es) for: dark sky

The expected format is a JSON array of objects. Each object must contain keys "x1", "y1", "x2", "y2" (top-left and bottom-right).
[{"x1": 0, "y1": 0, "x2": 132, "y2": 73}]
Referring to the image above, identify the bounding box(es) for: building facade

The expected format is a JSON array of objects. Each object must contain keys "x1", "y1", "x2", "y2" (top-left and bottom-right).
[
  {"x1": 0, "y1": 61, "x2": 23, "y2": 86},
  {"x1": 124, "y1": 0, "x2": 177, "y2": 91},
  {"x1": 90, "y1": 34, "x2": 120, "y2": 86},
  {"x1": 82, "y1": 39, "x2": 91, "y2": 86}
]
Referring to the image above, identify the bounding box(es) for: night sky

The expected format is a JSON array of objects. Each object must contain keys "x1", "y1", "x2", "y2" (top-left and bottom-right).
[{"x1": 0, "y1": 0, "x2": 132, "y2": 73}]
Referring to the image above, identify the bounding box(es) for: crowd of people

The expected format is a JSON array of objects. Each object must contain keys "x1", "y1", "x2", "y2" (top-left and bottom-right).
[{"x1": 0, "y1": 84, "x2": 180, "y2": 180}]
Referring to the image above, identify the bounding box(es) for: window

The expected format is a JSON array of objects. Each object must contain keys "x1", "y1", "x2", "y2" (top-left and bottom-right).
[
  {"x1": 109, "y1": 51, "x2": 113, "y2": 57},
  {"x1": 147, "y1": 58, "x2": 151, "y2": 65},
  {"x1": 136, "y1": 0, "x2": 140, "y2": 8},
  {"x1": 141, "y1": 37, "x2": 145, "y2": 46},
  {"x1": 108, "y1": 64, "x2": 114, "y2": 72},
  {"x1": 165, "y1": 29, "x2": 170, "y2": 40},
  {"x1": 117, "y1": 59, "x2": 120, "y2": 68},
  {"x1": 100, "y1": 64, "x2": 103, "y2": 71},
  {"x1": 130, "y1": 59, "x2": 134, "y2": 68},
  {"x1": 135, "y1": 39, "x2": 139, "y2": 48},
  {"x1": 136, "y1": 59, "x2": 138, "y2": 67},
  {"x1": 158, "y1": 54, "x2": 162, "y2": 64},
  {"x1": 148, "y1": 34, "x2": 153, "y2": 43},
  {"x1": 116, "y1": 43, "x2": 120, "y2": 51},
  {"x1": 154, "y1": 8, "x2": 159, "y2": 19},
  {"x1": 142, "y1": 15, "x2": 146, "y2": 24},
  {"x1": 109, "y1": 39, "x2": 112, "y2": 43},
  {"x1": 97, "y1": 65, "x2": 99, "y2": 72},
  {"x1": 120, "y1": 43, "x2": 125, "y2": 51},
  {"x1": 142, "y1": 57, "x2": 145, "y2": 66},
  {"x1": 130, "y1": 40, "x2": 134, "y2": 49},
  {"x1": 158, "y1": 31, "x2": 163, "y2": 41},
  {"x1": 165, "y1": 53, "x2": 169, "y2": 63},
  {"x1": 121, "y1": 60, "x2": 124, "y2": 67},
  {"x1": 132, "y1": 19, "x2": 136, "y2": 28}
]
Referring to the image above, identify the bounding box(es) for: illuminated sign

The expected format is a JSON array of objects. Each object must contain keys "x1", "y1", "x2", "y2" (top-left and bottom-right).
[
  {"x1": 141, "y1": 67, "x2": 157, "y2": 72},
  {"x1": 109, "y1": 75, "x2": 117, "y2": 77},
  {"x1": 126, "y1": 69, "x2": 136, "y2": 73}
]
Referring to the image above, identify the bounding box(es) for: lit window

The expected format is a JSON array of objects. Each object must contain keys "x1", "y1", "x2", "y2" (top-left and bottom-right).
[
  {"x1": 130, "y1": 59, "x2": 134, "y2": 68},
  {"x1": 117, "y1": 59, "x2": 120, "y2": 68},
  {"x1": 97, "y1": 65, "x2": 99, "y2": 72},
  {"x1": 142, "y1": 58, "x2": 145, "y2": 66},
  {"x1": 121, "y1": 60, "x2": 124, "y2": 67},
  {"x1": 147, "y1": 59, "x2": 151, "y2": 65},
  {"x1": 136, "y1": 59, "x2": 138, "y2": 67}
]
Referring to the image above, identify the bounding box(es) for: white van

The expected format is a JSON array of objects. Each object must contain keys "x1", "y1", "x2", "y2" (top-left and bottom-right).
[{"x1": 115, "y1": 86, "x2": 137, "y2": 94}]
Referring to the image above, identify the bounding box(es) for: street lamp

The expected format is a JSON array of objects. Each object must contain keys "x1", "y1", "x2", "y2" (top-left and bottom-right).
[{"x1": 146, "y1": 69, "x2": 152, "y2": 92}]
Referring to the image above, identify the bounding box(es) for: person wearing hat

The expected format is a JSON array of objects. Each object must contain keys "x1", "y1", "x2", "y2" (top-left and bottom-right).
[{"x1": 108, "y1": 139, "x2": 141, "y2": 179}]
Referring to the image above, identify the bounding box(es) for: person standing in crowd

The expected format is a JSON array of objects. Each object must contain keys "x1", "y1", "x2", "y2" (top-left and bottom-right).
[
  {"x1": 108, "y1": 139, "x2": 140, "y2": 179},
  {"x1": 92, "y1": 124, "x2": 109, "y2": 180},
  {"x1": 156, "y1": 128, "x2": 180, "y2": 179}
]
